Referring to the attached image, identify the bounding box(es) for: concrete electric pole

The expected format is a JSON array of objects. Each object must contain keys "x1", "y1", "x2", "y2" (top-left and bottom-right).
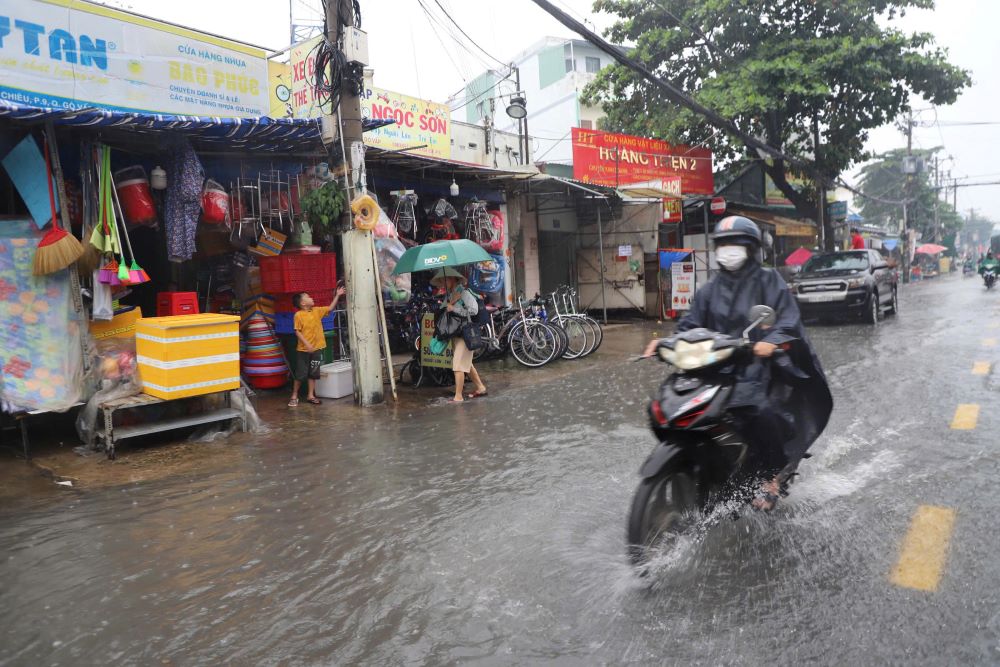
[
  {"x1": 323, "y1": 0, "x2": 384, "y2": 406},
  {"x1": 902, "y1": 110, "x2": 914, "y2": 284}
]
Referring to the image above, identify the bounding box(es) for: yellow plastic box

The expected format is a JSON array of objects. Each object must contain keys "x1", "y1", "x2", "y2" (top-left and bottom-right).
[{"x1": 135, "y1": 314, "x2": 241, "y2": 400}]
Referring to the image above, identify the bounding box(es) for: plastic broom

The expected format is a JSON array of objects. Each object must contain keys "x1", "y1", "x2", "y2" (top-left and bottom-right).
[{"x1": 33, "y1": 134, "x2": 84, "y2": 275}]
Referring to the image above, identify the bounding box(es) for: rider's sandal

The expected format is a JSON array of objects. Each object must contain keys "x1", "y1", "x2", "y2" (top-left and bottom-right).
[{"x1": 752, "y1": 489, "x2": 780, "y2": 512}]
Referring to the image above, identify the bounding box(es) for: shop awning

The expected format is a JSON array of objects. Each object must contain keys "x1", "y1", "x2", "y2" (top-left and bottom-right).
[
  {"x1": 526, "y1": 174, "x2": 615, "y2": 198},
  {"x1": 618, "y1": 180, "x2": 683, "y2": 200},
  {"x1": 364, "y1": 147, "x2": 538, "y2": 182},
  {"x1": 0, "y1": 101, "x2": 392, "y2": 153},
  {"x1": 729, "y1": 206, "x2": 817, "y2": 237}
]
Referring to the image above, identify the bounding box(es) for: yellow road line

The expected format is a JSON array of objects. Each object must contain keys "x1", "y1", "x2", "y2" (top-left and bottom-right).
[
  {"x1": 972, "y1": 361, "x2": 991, "y2": 375},
  {"x1": 890, "y1": 505, "x2": 956, "y2": 592},
  {"x1": 950, "y1": 404, "x2": 979, "y2": 430},
  {"x1": 983, "y1": 338, "x2": 998, "y2": 348}
]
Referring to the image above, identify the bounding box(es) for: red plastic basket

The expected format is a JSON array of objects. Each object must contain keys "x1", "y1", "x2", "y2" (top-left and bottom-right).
[{"x1": 259, "y1": 253, "x2": 337, "y2": 294}]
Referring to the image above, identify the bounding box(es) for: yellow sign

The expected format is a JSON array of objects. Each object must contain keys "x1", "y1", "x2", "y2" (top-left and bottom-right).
[
  {"x1": 1, "y1": 0, "x2": 270, "y2": 116},
  {"x1": 288, "y1": 36, "x2": 450, "y2": 159},
  {"x1": 420, "y1": 313, "x2": 453, "y2": 369}
]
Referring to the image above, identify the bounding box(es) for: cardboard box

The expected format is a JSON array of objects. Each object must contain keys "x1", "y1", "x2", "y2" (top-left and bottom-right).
[{"x1": 135, "y1": 314, "x2": 240, "y2": 399}]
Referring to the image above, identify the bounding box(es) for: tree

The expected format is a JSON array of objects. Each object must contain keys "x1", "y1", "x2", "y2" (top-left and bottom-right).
[
  {"x1": 857, "y1": 147, "x2": 963, "y2": 243},
  {"x1": 582, "y1": 0, "x2": 970, "y2": 246}
]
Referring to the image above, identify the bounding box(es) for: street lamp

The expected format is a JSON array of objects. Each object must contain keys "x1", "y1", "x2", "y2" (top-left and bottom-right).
[
  {"x1": 483, "y1": 89, "x2": 529, "y2": 167},
  {"x1": 505, "y1": 95, "x2": 527, "y2": 120}
]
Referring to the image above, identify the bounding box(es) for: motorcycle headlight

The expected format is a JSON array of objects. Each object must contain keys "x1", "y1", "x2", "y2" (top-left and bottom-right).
[
  {"x1": 667, "y1": 340, "x2": 734, "y2": 370},
  {"x1": 846, "y1": 277, "x2": 866, "y2": 289}
]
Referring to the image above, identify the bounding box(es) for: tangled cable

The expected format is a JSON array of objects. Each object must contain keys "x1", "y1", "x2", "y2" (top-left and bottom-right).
[{"x1": 313, "y1": 0, "x2": 364, "y2": 112}]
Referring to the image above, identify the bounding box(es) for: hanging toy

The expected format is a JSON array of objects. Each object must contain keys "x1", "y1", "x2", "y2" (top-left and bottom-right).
[{"x1": 350, "y1": 193, "x2": 379, "y2": 231}]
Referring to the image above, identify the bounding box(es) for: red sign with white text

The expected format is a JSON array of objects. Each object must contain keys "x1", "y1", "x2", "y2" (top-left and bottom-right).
[{"x1": 571, "y1": 128, "x2": 714, "y2": 194}]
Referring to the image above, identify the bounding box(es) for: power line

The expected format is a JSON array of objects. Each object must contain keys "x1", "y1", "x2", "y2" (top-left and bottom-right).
[
  {"x1": 527, "y1": 0, "x2": 912, "y2": 208},
  {"x1": 430, "y1": 0, "x2": 509, "y2": 69}
]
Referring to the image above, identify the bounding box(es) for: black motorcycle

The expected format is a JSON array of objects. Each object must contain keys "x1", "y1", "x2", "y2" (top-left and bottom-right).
[
  {"x1": 628, "y1": 305, "x2": 792, "y2": 568},
  {"x1": 984, "y1": 269, "x2": 997, "y2": 290}
]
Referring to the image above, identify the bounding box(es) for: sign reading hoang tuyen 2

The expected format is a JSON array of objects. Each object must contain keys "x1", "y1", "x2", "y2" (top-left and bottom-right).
[
  {"x1": 0, "y1": 0, "x2": 270, "y2": 117},
  {"x1": 572, "y1": 128, "x2": 714, "y2": 195}
]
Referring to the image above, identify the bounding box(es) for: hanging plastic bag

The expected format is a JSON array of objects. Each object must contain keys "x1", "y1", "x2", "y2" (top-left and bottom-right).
[
  {"x1": 375, "y1": 236, "x2": 411, "y2": 302},
  {"x1": 373, "y1": 205, "x2": 399, "y2": 240},
  {"x1": 91, "y1": 269, "x2": 114, "y2": 320}
]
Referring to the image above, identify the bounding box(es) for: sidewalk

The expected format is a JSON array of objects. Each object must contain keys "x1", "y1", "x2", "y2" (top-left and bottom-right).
[{"x1": 1, "y1": 319, "x2": 674, "y2": 499}]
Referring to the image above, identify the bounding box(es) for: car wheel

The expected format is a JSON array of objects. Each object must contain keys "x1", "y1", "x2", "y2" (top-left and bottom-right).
[
  {"x1": 864, "y1": 292, "x2": 879, "y2": 325},
  {"x1": 885, "y1": 288, "x2": 898, "y2": 316}
]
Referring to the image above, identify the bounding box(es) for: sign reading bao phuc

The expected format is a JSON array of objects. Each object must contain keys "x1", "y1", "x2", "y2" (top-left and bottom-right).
[{"x1": 0, "y1": 0, "x2": 270, "y2": 117}]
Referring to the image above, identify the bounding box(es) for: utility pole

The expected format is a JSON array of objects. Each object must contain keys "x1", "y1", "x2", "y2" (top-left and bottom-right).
[
  {"x1": 324, "y1": 0, "x2": 384, "y2": 406},
  {"x1": 812, "y1": 116, "x2": 830, "y2": 251},
  {"x1": 901, "y1": 110, "x2": 914, "y2": 284},
  {"x1": 933, "y1": 155, "x2": 940, "y2": 243}
]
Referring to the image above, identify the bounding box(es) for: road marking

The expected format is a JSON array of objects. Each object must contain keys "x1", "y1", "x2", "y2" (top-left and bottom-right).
[
  {"x1": 983, "y1": 338, "x2": 998, "y2": 348},
  {"x1": 890, "y1": 505, "x2": 956, "y2": 592},
  {"x1": 972, "y1": 361, "x2": 991, "y2": 375},
  {"x1": 950, "y1": 404, "x2": 979, "y2": 430}
]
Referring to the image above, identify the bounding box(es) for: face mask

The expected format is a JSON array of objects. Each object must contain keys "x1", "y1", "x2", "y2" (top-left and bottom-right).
[{"x1": 716, "y1": 245, "x2": 749, "y2": 271}]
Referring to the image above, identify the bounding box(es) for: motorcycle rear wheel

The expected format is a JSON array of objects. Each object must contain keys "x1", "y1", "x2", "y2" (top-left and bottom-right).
[{"x1": 626, "y1": 464, "x2": 702, "y2": 568}]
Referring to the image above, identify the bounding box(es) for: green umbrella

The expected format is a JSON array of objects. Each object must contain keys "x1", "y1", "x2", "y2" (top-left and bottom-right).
[{"x1": 392, "y1": 239, "x2": 492, "y2": 275}]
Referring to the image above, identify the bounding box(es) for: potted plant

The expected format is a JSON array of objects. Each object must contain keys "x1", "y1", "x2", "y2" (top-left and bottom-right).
[{"x1": 299, "y1": 180, "x2": 347, "y2": 235}]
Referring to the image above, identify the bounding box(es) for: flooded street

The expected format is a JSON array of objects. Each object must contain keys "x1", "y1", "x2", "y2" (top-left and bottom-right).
[{"x1": 3, "y1": 275, "x2": 1000, "y2": 665}]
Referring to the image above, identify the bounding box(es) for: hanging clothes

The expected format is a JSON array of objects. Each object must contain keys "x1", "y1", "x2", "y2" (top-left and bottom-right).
[{"x1": 164, "y1": 139, "x2": 204, "y2": 262}]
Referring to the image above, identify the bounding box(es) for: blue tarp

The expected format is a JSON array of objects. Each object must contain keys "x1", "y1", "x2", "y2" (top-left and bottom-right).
[
  {"x1": 0, "y1": 101, "x2": 392, "y2": 153},
  {"x1": 659, "y1": 249, "x2": 693, "y2": 270},
  {"x1": 882, "y1": 239, "x2": 899, "y2": 250}
]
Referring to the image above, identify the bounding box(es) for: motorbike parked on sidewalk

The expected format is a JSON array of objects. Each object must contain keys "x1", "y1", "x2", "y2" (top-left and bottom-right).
[{"x1": 628, "y1": 305, "x2": 802, "y2": 569}]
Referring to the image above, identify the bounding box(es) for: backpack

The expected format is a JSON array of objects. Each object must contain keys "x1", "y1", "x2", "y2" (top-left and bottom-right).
[{"x1": 469, "y1": 290, "x2": 490, "y2": 325}]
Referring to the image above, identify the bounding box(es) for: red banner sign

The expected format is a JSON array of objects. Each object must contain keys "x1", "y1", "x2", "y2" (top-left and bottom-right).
[{"x1": 571, "y1": 128, "x2": 714, "y2": 194}]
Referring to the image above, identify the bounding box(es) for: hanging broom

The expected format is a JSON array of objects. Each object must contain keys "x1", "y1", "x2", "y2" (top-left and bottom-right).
[
  {"x1": 77, "y1": 144, "x2": 103, "y2": 275},
  {"x1": 110, "y1": 163, "x2": 150, "y2": 285},
  {"x1": 33, "y1": 134, "x2": 84, "y2": 275}
]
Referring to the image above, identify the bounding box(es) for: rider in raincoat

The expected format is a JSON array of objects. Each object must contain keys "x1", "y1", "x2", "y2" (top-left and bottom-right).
[{"x1": 645, "y1": 216, "x2": 833, "y2": 510}]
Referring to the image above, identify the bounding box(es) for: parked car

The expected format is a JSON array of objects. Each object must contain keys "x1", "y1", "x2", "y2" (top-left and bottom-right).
[{"x1": 788, "y1": 250, "x2": 898, "y2": 324}]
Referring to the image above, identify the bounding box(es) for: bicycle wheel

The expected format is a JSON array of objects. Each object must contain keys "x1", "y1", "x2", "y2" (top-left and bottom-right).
[
  {"x1": 559, "y1": 317, "x2": 589, "y2": 359},
  {"x1": 582, "y1": 316, "x2": 603, "y2": 354},
  {"x1": 574, "y1": 316, "x2": 597, "y2": 357},
  {"x1": 547, "y1": 321, "x2": 569, "y2": 359},
  {"x1": 508, "y1": 321, "x2": 557, "y2": 367}
]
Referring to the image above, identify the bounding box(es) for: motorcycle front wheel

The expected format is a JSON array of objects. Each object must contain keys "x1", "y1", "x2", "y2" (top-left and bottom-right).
[{"x1": 626, "y1": 464, "x2": 702, "y2": 568}]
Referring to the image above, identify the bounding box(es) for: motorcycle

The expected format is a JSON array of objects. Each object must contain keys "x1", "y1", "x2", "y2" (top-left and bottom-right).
[
  {"x1": 984, "y1": 269, "x2": 996, "y2": 290},
  {"x1": 628, "y1": 305, "x2": 795, "y2": 568},
  {"x1": 963, "y1": 262, "x2": 975, "y2": 278}
]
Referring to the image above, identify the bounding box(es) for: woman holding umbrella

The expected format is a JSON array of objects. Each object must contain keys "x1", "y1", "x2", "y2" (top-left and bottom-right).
[
  {"x1": 392, "y1": 239, "x2": 494, "y2": 402},
  {"x1": 432, "y1": 267, "x2": 488, "y2": 402}
]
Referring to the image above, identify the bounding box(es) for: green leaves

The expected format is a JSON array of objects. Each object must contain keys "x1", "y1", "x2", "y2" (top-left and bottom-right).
[
  {"x1": 586, "y1": 0, "x2": 970, "y2": 220},
  {"x1": 299, "y1": 180, "x2": 346, "y2": 232}
]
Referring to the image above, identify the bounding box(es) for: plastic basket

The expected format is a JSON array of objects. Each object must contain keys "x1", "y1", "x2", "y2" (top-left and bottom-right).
[
  {"x1": 272, "y1": 290, "x2": 334, "y2": 312},
  {"x1": 259, "y1": 253, "x2": 337, "y2": 293},
  {"x1": 274, "y1": 310, "x2": 337, "y2": 335}
]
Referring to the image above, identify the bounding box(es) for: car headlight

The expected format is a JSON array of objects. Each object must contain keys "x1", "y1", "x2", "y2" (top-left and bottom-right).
[
  {"x1": 846, "y1": 277, "x2": 866, "y2": 289},
  {"x1": 663, "y1": 340, "x2": 734, "y2": 370}
]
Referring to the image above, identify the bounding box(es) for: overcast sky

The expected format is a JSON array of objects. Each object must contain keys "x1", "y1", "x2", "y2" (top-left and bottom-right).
[{"x1": 103, "y1": 0, "x2": 1000, "y2": 220}]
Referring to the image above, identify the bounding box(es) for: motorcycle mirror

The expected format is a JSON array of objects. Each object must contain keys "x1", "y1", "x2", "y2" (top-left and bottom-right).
[{"x1": 748, "y1": 305, "x2": 776, "y2": 327}]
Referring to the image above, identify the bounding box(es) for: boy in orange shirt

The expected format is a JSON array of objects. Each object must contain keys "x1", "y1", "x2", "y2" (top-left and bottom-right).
[{"x1": 289, "y1": 286, "x2": 346, "y2": 407}]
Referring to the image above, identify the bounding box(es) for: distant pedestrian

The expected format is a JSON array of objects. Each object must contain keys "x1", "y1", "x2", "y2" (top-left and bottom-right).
[
  {"x1": 289, "y1": 286, "x2": 346, "y2": 407},
  {"x1": 432, "y1": 268, "x2": 487, "y2": 403},
  {"x1": 851, "y1": 229, "x2": 866, "y2": 250}
]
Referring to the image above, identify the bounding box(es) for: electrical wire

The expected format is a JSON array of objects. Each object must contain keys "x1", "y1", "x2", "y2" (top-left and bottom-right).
[
  {"x1": 431, "y1": 0, "x2": 509, "y2": 69},
  {"x1": 528, "y1": 0, "x2": 912, "y2": 207}
]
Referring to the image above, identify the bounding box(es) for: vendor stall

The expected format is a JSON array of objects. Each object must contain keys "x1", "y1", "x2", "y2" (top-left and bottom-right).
[{"x1": 0, "y1": 100, "x2": 391, "y2": 455}]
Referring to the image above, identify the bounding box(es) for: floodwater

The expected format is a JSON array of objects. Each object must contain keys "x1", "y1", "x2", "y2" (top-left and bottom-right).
[{"x1": 2, "y1": 275, "x2": 1000, "y2": 665}]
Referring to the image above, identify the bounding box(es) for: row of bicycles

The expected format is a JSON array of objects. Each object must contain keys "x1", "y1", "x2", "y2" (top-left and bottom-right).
[
  {"x1": 474, "y1": 286, "x2": 603, "y2": 367},
  {"x1": 394, "y1": 286, "x2": 604, "y2": 387}
]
